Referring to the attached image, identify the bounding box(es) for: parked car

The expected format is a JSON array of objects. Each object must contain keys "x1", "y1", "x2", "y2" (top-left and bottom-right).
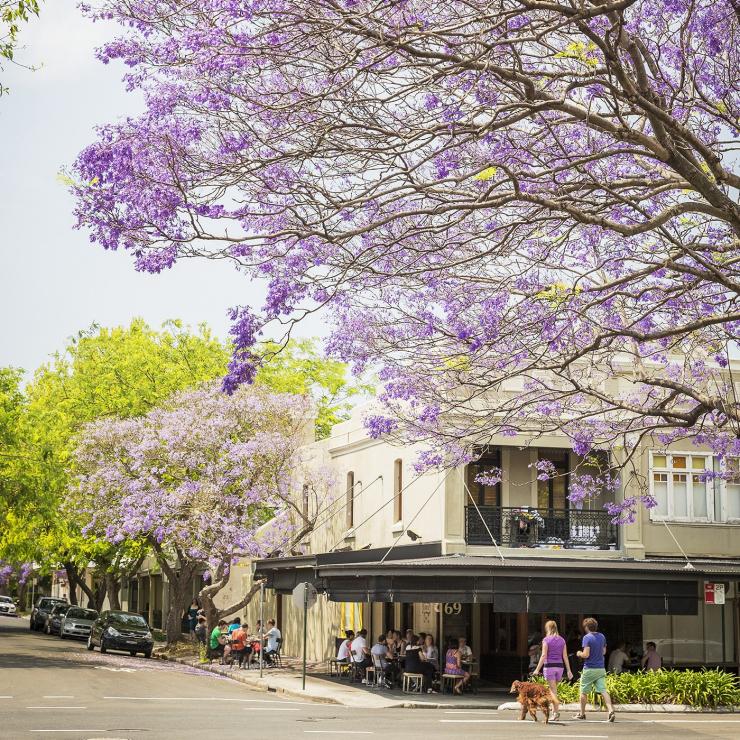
[
  {"x1": 59, "y1": 607, "x2": 98, "y2": 640},
  {"x1": 0, "y1": 595, "x2": 17, "y2": 617},
  {"x1": 87, "y1": 610, "x2": 154, "y2": 658},
  {"x1": 30, "y1": 597, "x2": 68, "y2": 631},
  {"x1": 44, "y1": 603, "x2": 72, "y2": 635}
]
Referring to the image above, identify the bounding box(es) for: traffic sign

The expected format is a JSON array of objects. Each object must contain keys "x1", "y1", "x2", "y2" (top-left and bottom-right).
[
  {"x1": 705, "y1": 582, "x2": 725, "y2": 605},
  {"x1": 292, "y1": 582, "x2": 318, "y2": 610}
]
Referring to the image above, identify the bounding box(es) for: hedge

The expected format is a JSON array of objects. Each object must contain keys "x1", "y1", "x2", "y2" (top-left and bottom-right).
[{"x1": 534, "y1": 669, "x2": 740, "y2": 708}]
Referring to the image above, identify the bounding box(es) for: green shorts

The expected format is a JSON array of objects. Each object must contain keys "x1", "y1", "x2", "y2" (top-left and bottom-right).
[{"x1": 580, "y1": 667, "x2": 607, "y2": 694}]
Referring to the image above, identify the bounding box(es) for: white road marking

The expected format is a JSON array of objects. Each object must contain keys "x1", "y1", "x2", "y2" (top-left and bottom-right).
[
  {"x1": 103, "y1": 695, "x2": 313, "y2": 706},
  {"x1": 542, "y1": 736, "x2": 608, "y2": 739},
  {"x1": 94, "y1": 666, "x2": 136, "y2": 673},
  {"x1": 29, "y1": 732, "x2": 103, "y2": 735},
  {"x1": 303, "y1": 733, "x2": 373, "y2": 735},
  {"x1": 42, "y1": 695, "x2": 74, "y2": 699},
  {"x1": 26, "y1": 707, "x2": 87, "y2": 710},
  {"x1": 0, "y1": 696, "x2": 13, "y2": 699},
  {"x1": 242, "y1": 707, "x2": 301, "y2": 711},
  {"x1": 439, "y1": 719, "x2": 537, "y2": 723}
]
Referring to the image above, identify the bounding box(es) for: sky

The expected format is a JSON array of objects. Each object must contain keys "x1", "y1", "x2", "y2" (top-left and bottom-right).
[{"x1": 0, "y1": 0, "x2": 324, "y2": 376}]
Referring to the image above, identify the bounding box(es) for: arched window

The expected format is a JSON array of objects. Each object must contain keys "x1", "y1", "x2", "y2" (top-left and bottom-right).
[
  {"x1": 393, "y1": 459, "x2": 403, "y2": 522},
  {"x1": 346, "y1": 471, "x2": 355, "y2": 528}
]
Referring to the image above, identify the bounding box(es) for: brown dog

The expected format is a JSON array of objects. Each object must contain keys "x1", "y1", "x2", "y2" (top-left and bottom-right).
[{"x1": 510, "y1": 680, "x2": 552, "y2": 723}]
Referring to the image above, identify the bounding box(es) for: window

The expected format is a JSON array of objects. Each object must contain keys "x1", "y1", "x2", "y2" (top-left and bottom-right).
[
  {"x1": 650, "y1": 452, "x2": 712, "y2": 522},
  {"x1": 721, "y1": 458, "x2": 740, "y2": 522},
  {"x1": 537, "y1": 450, "x2": 569, "y2": 513},
  {"x1": 465, "y1": 447, "x2": 501, "y2": 506},
  {"x1": 346, "y1": 471, "x2": 355, "y2": 529},
  {"x1": 302, "y1": 483, "x2": 310, "y2": 519},
  {"x1": 393, "y1": 459, "x2": 403, "y2": 522}
]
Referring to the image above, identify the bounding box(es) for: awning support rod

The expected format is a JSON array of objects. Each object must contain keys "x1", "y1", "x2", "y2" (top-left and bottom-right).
[{"x1": 463, "y1": 475, "x2": 506, "y2": 563}]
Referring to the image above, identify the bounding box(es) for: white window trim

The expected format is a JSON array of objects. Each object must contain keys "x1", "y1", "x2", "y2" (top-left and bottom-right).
[
  {"x1": 649, "y1": 450, "x2": 714, "y2": 524},
  {"x1": 719, "y1": 458, "x2": 740, "y2": 524}
]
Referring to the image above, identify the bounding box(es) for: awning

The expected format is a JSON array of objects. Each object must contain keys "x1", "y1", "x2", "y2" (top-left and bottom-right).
[{"x1": 254, "y1": 546, "x2": 740, "y2": 616}]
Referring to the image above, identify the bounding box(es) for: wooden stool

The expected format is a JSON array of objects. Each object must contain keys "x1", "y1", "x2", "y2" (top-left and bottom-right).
[
  {"x1": 402, "y1": 672, "x2": 424, "y2": 693},
  {"x1": 328, "y1": 659, "x2": 345, "y2": 676},
  {"x1": 365, "y1": 665, "x2": 376, "y2": 686},
  {"x1": 441, "y1": 674, "x2": 460, "y2": 694}
]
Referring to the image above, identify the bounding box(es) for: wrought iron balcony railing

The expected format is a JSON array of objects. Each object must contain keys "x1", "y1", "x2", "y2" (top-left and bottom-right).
[{"x1": 465, "y1": 505, "x2": 618, "y2": 550}]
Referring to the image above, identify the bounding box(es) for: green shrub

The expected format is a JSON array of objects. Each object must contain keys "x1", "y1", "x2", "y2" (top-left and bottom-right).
[{"x1": 534, "y1": 669, "x2": 740, "y2": 708}]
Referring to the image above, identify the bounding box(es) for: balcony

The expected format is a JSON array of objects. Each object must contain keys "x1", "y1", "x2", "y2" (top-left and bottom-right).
[{"x1": 465, "y1": 506, "x2": 618, "y2": 550}]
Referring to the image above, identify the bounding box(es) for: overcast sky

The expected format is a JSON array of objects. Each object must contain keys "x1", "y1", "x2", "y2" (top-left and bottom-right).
[{"x1": 0, "y1": 0, "x2": 324, "y2": 376}]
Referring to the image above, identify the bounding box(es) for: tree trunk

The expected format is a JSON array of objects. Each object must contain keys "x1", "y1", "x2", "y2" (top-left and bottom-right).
[
  {"x1": 149, "y1": 539, "x2": 197, "y2": 644},
  {"x1": 64, "y1": 562, "x2": 95, "y2": 608},
  {"x1": 105, "y1": 573, "x2": 121, "y2": 611},
  {"x1": 198, "y1": 572, "x2": 263, "y2": 635}
]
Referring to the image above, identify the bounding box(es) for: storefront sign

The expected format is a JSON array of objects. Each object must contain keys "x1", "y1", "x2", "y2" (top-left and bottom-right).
[{"x1": 704, "y1": 582, "x2": 725, "y2": 605}]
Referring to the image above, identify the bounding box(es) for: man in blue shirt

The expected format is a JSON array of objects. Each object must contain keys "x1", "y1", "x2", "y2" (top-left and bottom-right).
[{"x1": 574, "y1": 617, "x2": 615, "y2": 722}]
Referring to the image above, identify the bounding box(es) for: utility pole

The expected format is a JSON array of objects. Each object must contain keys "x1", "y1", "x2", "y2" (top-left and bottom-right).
[
  {"x1": 259, "y1": 580, "x2": 265, "y2": 678},
  {"x1": 302, "y1": 581, "x2": 308, "y2": 690}
]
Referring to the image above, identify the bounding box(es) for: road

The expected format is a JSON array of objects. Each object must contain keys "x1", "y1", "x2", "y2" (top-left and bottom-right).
[{"x1": 1, "y1": 616, "x2": 739, "y2": 739}]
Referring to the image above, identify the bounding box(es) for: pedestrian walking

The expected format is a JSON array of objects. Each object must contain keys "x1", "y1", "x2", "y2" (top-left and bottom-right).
[
  {"x1": 574, "y1": 617, "x2": 615, "y2": 723},
  {"x1": 532, "y1": 620, "x2": 573, "y2": 721}
]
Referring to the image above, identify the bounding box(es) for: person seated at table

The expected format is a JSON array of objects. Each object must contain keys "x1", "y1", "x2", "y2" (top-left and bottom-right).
[
  {"x1": 392, "y1": 630, "x2": 403, "y2": 655},
  {"x1": 228, "y1": 617, "x2": 242, "y2": 634},
  {"x1": 385, "y1": 629, "x2": 397, "y2": 657},
  {"x1": 444, "y1": 638, "x2": 470, "y2": 695},
  {"x1": 194, "y1": 616, "x2": 208, "y2": 645},
  {"x1": 351, "y1": 628, "x2": 372, "y2": 679},
  {"x1": 230, "y1": 621, "x2": 251, "y2": 667},
  {"x1": 263, "y1": 619, "x2": 282, "y2": 666},
  {"x1": 337, "y1": 629, "x2": 355, "y2": 664},
  {"x1": 209, "y1": 619, "x2": 229, "y2": 662},
  {"x1": 371, "y1": 635, "x2": 397, "y2": 687},
  {"x1": 423, "y1": 634, "x2": 439, "y2": 670},
  {"x1": 458, "y1": 636, "x2": 473, "y2": 671},
  {"x1": 405, "y1": 635, "x2": 436, "y2": 693}
]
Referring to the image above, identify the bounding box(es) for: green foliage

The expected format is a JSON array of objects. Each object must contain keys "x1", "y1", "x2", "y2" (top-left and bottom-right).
[
  {"x1": 535, "y1": 669, "x2": 740, "y2": 707},
  {"x1": 2, "y1": 319, "x2": 229, "y2": 575},
  {"x1": 1, "y1": 0, "x2": 41, "y2": 93},
  {"x1": 255, "y1": 337, "x2": 369, "y2": 439}
]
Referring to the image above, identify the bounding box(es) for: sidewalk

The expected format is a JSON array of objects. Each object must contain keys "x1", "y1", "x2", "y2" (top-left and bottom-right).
[{"x1": 155, "y1": 650, "x2": 508, "y2": 709}]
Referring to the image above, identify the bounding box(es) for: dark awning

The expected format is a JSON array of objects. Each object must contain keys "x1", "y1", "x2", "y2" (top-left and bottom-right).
[{"x1": 254, "y1": 547, "x2": 740, "y2": 616}]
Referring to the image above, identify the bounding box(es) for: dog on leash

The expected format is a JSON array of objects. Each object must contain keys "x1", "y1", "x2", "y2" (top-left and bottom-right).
[{"x1": 510, "y1": 680, "x2": 552, "y2": 723}]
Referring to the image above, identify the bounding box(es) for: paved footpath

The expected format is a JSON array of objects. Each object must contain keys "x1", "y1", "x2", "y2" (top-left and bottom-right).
[{"x1": 1, "y1": 617, "x2": 739, "y2": 740}]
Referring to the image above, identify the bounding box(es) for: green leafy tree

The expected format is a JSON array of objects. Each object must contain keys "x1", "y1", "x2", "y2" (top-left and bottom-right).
[
  {"x1": 13, "y1": 319, "x2": 229, "y2": 607},
  {"x1": 255, "y1": 338, "x2": 369, "y2": 440},
  {"x1": 1, "y1": 0, "x2": 40, "y2": 94}
]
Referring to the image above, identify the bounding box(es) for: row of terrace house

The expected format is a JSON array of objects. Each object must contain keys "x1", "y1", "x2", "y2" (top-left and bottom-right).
[{"x1": 241, "y1": 404, "x2": 740, "y2": 683}]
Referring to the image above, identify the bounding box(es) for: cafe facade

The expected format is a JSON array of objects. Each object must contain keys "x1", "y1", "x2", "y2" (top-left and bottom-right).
[{"x1": 220, "y1": 406, "x2": 740, "y2": 680}]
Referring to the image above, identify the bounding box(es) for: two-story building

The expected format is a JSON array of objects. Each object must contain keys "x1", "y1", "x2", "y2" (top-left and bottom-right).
[{"x1": 238, "y1": 406, "x2": 740, "y2": 682}]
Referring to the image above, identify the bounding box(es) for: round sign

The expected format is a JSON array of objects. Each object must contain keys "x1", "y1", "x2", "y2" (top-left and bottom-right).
[{"x1": 292, "y1": 582, "x2": 318, "y2": 610}]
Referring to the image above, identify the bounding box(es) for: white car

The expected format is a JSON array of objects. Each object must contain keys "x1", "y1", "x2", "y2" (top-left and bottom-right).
[{"x1": 0, "y1": 595, "x2": 18, "y2": 617}]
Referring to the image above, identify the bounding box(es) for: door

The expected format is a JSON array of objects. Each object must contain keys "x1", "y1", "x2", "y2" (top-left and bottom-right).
[{"x1": 537, "y1": 450, "x2": 569, "y2": 542}]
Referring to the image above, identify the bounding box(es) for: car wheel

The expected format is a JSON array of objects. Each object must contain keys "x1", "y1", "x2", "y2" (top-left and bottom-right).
[
  {"x1": 86, "y1": 636, "x2": 94, "y2": 651},
  {"x1": 29, "y1": 619, "x2": 34, "y2": 631},
  {"x1": 100, "y1": 638, "x2": 107, "y2": 654},
  {"x1": 143, "y1": 650, "x2": 152, "y2": 659},
  {"x1": 129, "y1": 650, "x2": 137, "y2": 656},
  {"x1": 60, "y1": 631, "x2": 66, "y2": 640}
]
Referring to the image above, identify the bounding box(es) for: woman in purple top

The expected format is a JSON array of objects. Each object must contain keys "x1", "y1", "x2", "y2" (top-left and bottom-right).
[{"x1": 533, "y1": 620, "x2": 573, "y2": 721}]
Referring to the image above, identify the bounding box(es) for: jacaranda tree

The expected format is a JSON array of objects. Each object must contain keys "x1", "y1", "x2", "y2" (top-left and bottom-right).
[
  {"x1": 71, "y1": 1, "x2": 739, "y2": 519},
  {"x1": 72, "y1": 383, "x2": 330, "y2": 642}
]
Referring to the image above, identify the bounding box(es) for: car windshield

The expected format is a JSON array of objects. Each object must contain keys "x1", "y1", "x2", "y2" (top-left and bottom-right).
[
  {"x1": 110, "y1": 613, "x2": 148, "y2": 628},
  {"x1": 0, "y1": 596, "x2": 11, "y2": 603},
  {"x1": 41, "y1": 599, "x2": 66, "y2": 609},
  {"x1": 53, "y1": 605, "x2": 71, "y2": 615},
  {"x1": 67, "y1": 608, "x2": 97, "y2": 620}
]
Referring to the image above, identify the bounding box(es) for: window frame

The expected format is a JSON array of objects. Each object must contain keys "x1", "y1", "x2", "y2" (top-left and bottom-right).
[
  {"x1": 393, "y1": 458, "x2": 403, "y2": 523},
  {"x1": 649, "y1": 450, "x2": 714, "y2": 523},
  {"x1": 346, "y1": 471, "x2": 355, "y2": 529},
  {"x1": 719, "y1": 457, "x2": 740, "y2": 524}
]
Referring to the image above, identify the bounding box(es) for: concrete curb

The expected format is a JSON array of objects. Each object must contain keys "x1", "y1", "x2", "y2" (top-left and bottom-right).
[
  {"x1": 153, "y1": 653, "x2": 502, "y2": 709},
  {"x1": 499, "y1": 701, "x2": 740, "y2": 714}
]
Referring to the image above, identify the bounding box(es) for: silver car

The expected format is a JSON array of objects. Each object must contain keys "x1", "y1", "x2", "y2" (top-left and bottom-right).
[
  {"x1": 60, "y1": 606, "x2": 99, "y2": 640},
  {"x1": 0, "y1": 595, "x2": 17, "y2": 617}
]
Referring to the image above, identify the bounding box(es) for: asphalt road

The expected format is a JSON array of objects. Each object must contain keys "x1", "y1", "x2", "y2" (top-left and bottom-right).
[{"x1": 1, "y1": 616, "x2": 740, "y2": 740}]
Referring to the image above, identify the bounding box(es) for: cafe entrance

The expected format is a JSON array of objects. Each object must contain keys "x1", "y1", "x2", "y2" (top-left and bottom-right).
[{"x1": 480, "y1": 608, "x2": 644, "y2": 683}]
